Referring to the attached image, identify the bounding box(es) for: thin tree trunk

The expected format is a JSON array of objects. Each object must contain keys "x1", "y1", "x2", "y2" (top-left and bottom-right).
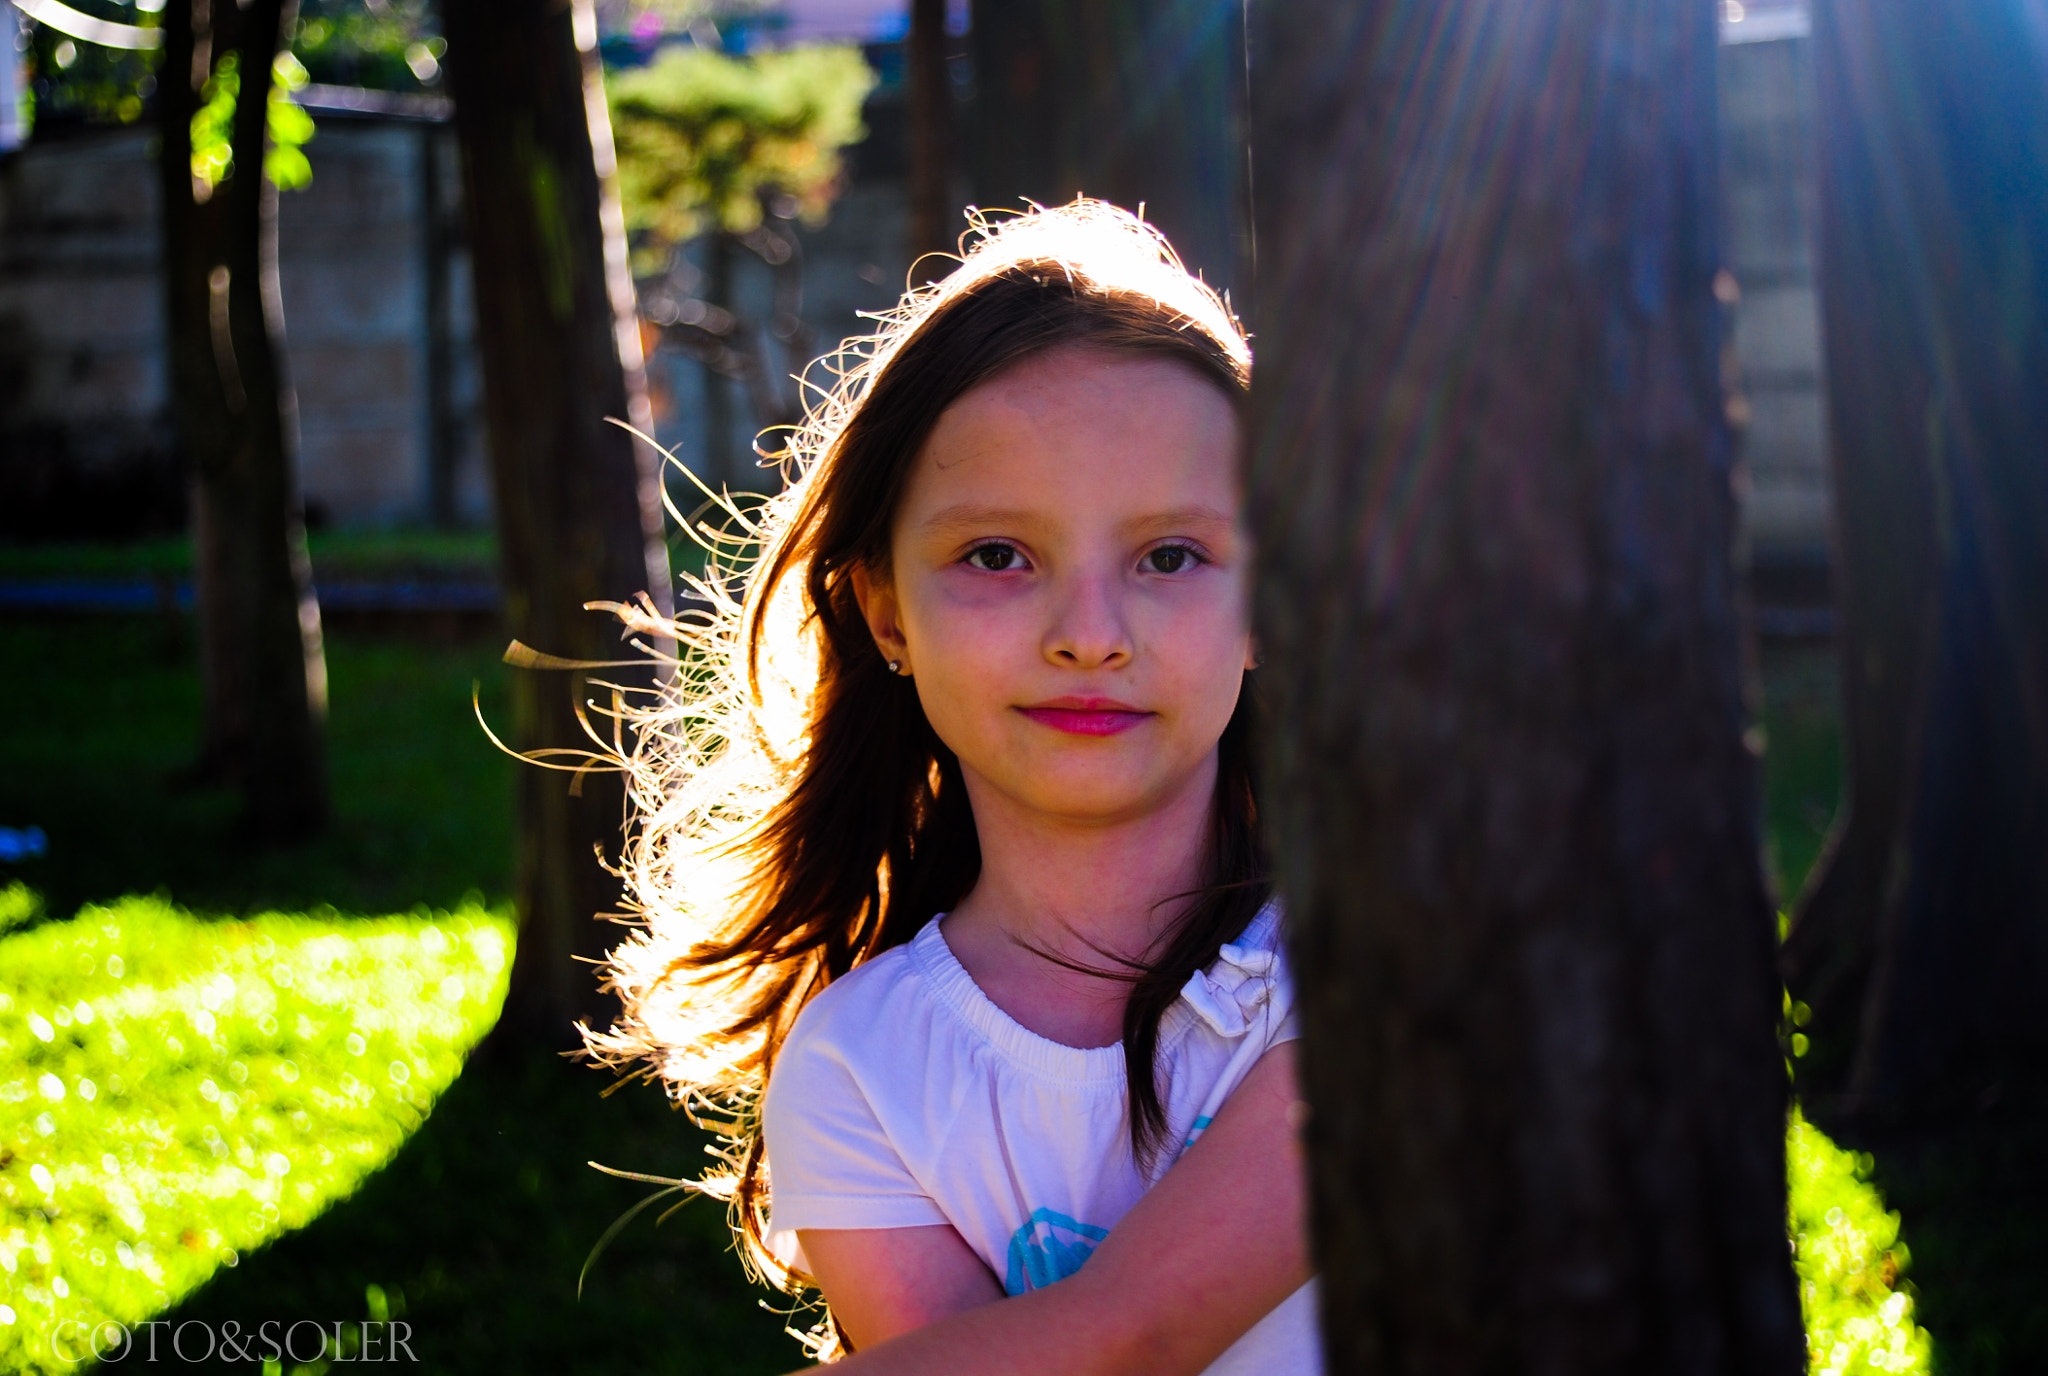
[
  {"x1": 422, "y1": 124, "x2": 460, "y2": 529},
  {"x1": 700, "y1": 229, "x2": 738, "y2": 490},
  {"x1": 907, "y1": 0, "x2": 953, "y2": 271},
  {"x1": 442, "y1": 0, "x2": 674, "y2": 1048},
  {"x1": 967, "y1": 0, "x2": 1245, "y2": 289},
  {"x1": 159, "y1": 0, "x2": 329, "y2": 841},
  {"x1": 1244, "y1": 1, "x2": 1803, "y2": 1369},
  {"x1": 1787, "y1": 0, "x2": 2048, "y2": 1361}
]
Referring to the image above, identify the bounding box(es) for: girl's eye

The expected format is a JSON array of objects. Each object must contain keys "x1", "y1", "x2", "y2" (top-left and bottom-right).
[
  {"x1": 966, "y1": 543, "x2": 1023, "y2": 572},
  {"x1": 1141, "y1": 544, "x2": 1202, "y2": 575}
]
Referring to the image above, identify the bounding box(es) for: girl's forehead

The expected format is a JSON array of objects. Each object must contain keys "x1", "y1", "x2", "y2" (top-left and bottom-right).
[
  {"x1": 960, "y1": 344, "x2": 1224, "y2": 417},
  {"x1": 906, "y1": 348, "x2": 1242, "y2": 504}
]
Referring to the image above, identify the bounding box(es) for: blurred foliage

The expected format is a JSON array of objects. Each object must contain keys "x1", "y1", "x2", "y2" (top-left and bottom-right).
[
  {"x1": 1, "y1": 882, "x2": 43, "y2": 936},
  {"x1": 1791, "y1": 1109, "x2": 1936, "y2": 1374},
  {"x1": 0, "y1": 896, "x2": 511, "y2": 1374},
  {"x1": 189, "y1": 50, "x2": 317, "y2": 195},
  {"x1": 609, "y1": 43, "x2": 874, "y2": 265},
  {"x1": 292, "y1": 0, "x2": 441, "y2": 93},
  {"x1": 21, "y1": 0, "x2": 438, "y2": 137},
  {"x1": 22, "y1": 19, "x2": 158, "y2": 128}
]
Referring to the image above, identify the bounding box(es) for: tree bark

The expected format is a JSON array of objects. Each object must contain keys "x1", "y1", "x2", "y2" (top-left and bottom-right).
[
  {"x1": 1789, "y1": 0, "x2": 2048, "y2": 1117},
  {"x1": 700, "y1": 228, "x2": 739, "y2": 491},
  {"x1": 442, "y1": 0, "x2": 674, "y2": 1048},
  {"x1": 1785, "y1": 0, "x2": 2048, "y2": 1361},
  {"x1": 159, "y1": 0, "x2": 329, "y2": 841},
  {"x1": 967, "y1": 0, "x2": 1246, "y2": 290},
  {"x1": 1244, "y1": 1, "x2": 1803, "y2": 1370}
]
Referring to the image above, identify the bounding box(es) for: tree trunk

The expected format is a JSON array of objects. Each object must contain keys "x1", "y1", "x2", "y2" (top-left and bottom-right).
[
  {"x1": 700, "y1": 229, "x2": 739, "y2": 491},
  {"x1": 1786, "y1": 0, "x2": 2048, "y2": 1361},
  {"x1": 159, "y1": 0, "x2": 329, "y2": 841},
  {"x1": 1243, "y1": 1, "x2": 1803, "y2": 1370},
  {"x1": 442, "y1": 0, "x2": 674, "y2": 1048},
  {"x1": 967, "y1": 0, "x2": 1246, "y2": 289},
  {"x1": 907, "y1": 0, "x2": 954, "y2": 271}
]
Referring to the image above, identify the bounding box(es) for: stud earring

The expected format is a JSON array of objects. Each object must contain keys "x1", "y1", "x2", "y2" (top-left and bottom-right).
[{"x1": 888, "y1": 660, "x2": 902, "y2": 675}]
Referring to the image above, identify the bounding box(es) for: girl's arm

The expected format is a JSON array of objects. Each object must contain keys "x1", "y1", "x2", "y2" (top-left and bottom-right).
[
  {"x1": 793, "y1": 1040, "x2": 1310, "y2": 1375},
  {"x1": 798, "y1": 1222, "x2": 1005, "y2": 1350}
]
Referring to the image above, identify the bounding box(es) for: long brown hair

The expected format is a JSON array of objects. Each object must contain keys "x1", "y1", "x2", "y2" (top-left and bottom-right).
[{"x1": 585, "y1": 201, "x2": 1268, "y2": 1306}]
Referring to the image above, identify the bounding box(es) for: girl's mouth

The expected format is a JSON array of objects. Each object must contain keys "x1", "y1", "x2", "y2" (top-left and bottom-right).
[{"x1": 1016, "y1": 699, "x2": 1153, "y2": 737}]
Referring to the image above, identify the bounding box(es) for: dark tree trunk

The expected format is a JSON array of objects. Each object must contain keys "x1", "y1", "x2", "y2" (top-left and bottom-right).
[
  {"x1": 907, "y1": 0, "x2": 954, "y2": 270},
  {"x1": 159, "y1": 0, "x2": 329, "y2": 841},
  {"x1": 967, "y1": 0, "x2": 1246, "y2": 289},
  {"x1": 442, "y1": 0, "x2": 674, "y2": 1048},
  {"x1": 1786, "y1": 0, "x2": 2048, "y2": 1361},
  {"x1": 700, "y1": 229, "x2": 739, "y2": 491},
  {"x1": 422, "y1": 125, "x2": 461, "y2": 529},
  {"x1": 1243, "y1": 1, "x2": 1803, "y2": 1370}
]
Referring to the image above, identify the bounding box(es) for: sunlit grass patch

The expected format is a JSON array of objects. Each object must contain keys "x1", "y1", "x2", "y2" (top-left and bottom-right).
[
  {"x1": 0, "y1": 894, "x2": 511, "y2": 1374},
  {"x1": 1792, "y1": 1108, "x2": 1935, "y2": 1374}
]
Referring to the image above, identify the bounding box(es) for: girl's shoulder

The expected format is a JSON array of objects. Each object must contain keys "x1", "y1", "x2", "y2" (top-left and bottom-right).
[
  {"x1": 1176, "y1": 900, "x2": 1294, "y2": 1043},
  {"x1": 782, "y1": 927, "x2": 931, "y2": 1056},
  {"x1": 1234, "y1": 900, "x2": 1286, "y2": 954}
]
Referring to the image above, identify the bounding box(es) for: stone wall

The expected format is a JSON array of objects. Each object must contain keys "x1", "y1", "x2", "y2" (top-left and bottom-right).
[
  {"x1": 0, "y1": 108, "x2": 487, "y2": 536},
  {"x1": 1719, "y1": 13, "x2": 1829, "y2": 571},
  {"x1": 0, "y1": 126, "x2": 179, "y2": 538}
]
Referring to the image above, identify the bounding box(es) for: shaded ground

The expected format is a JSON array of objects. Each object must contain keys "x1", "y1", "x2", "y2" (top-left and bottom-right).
[
  {"x1": 157, "y1": 1055, "x2": 797, "y2": 1375},
  {"x1": 0, "y1": 619, "x2": 514, "y2": 921}
]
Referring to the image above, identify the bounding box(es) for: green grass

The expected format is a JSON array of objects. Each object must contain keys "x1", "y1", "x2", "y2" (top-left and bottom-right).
[
  {"x1": 0, "y1": 888, "x2": 796, "y2": 1375},
  {"x1": 0, "y1": 593, "x2": 1924, "y2": 1372},
  {"x1": 1757, "y1": 641, "x2": 1933, "y2": 1372},
  {"x1": 0, "y1": 530, "x2": 499, "y2": 582},
  {"x1": 1757, "y1": 640, "x2": 1846, "y2": 906},
  {"x1": 1791, "y1": 1110, "x2": 1935, "y2": 1375},
  {"x1": 0, "y1": 621, "x2": 514, "y2": 921},
  {"x1": 0, "y1": 895, "x2": 512, "y2": 1373},
  {"x1": 0, "y1": 611, "x2": 796, "y2": 1373}
]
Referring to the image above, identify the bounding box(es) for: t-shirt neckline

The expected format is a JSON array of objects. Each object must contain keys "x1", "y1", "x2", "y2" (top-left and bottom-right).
[
  {"x1": 911, "y1": 914, "x2": 1133, "y2": 1083},
  {"x1": 907, "y1": 906, "x2": 1278, "y2": 1084}
]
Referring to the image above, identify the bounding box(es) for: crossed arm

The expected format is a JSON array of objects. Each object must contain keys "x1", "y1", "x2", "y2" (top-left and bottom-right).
[{"x1": 791, "y1": 1041, "x2": 1311, "y2": 1376}]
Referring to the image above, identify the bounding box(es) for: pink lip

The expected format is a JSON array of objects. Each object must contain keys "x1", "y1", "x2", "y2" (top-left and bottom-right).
[{"x1": 1016, "y1": 697, "x2": 1153, "y2": 737}]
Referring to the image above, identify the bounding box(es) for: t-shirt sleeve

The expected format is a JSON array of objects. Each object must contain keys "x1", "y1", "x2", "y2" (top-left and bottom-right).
[{"x1": 760, "y1": 1005, "x2": 949, "y2": 1272}]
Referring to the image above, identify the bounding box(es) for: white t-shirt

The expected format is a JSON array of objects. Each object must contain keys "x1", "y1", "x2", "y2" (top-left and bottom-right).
[{"x1": 761, "y1": 905, "x2": 1322, "y2": 1374}]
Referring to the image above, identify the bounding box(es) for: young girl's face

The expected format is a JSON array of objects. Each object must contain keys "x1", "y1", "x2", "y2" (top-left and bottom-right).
[{"x1": 856, "y1": 343, "x2": 1253, "y2": 829}]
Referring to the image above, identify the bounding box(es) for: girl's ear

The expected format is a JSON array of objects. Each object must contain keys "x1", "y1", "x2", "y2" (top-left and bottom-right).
[{"x1": 850, "y1": 563, "x2": 911, "y2": 673}]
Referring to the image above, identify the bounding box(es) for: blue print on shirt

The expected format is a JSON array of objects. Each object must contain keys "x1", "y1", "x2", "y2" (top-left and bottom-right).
[{"x1": 1004, "y1": 1207, "x2": 1110, "y2": 1295}]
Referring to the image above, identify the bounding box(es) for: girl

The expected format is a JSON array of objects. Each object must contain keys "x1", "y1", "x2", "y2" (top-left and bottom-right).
[{"x1": 587, "y1": 201, "x2": 1317, "y2": 1373}]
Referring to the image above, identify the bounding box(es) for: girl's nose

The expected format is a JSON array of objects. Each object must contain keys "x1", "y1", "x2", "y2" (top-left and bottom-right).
[{"x1": 1042, "y1": 569, "x2": 1133, "y2": 669}]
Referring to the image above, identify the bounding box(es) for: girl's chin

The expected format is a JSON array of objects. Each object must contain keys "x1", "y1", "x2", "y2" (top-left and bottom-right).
[{"x1": 977, "y1": 765, "x2": 1210, "y2": 827}]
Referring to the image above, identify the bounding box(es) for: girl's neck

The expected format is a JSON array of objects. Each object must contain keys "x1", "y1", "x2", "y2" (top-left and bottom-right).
[{"x1": 940, "y1": 752, "x2": 1217, "y2": 1049}]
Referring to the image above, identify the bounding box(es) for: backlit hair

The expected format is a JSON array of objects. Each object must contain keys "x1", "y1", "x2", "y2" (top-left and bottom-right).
[{"x1": 582, "y1": 200, "x2": 1265, "y2": 1336}]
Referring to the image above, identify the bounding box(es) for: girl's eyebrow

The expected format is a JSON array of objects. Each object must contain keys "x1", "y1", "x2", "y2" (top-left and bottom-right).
[
  {"x1": 919, "y1": 504, "x2": 1239, "y2": 539},
  {"x1": 1118, "y1": 506, "x2": 1237, "y2": 538},
  {"x1": 920, "y1": 503, "x2": 1041, "y2": 536}
]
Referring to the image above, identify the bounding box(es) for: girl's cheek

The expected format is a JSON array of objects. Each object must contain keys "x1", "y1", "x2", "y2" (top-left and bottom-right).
[
  {"x1": 907, "y1": 575, "x2": 1035, "y2": 662},
  {"x1": 928, "y1": 568, "x2": 1038, "y2": 613}
]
